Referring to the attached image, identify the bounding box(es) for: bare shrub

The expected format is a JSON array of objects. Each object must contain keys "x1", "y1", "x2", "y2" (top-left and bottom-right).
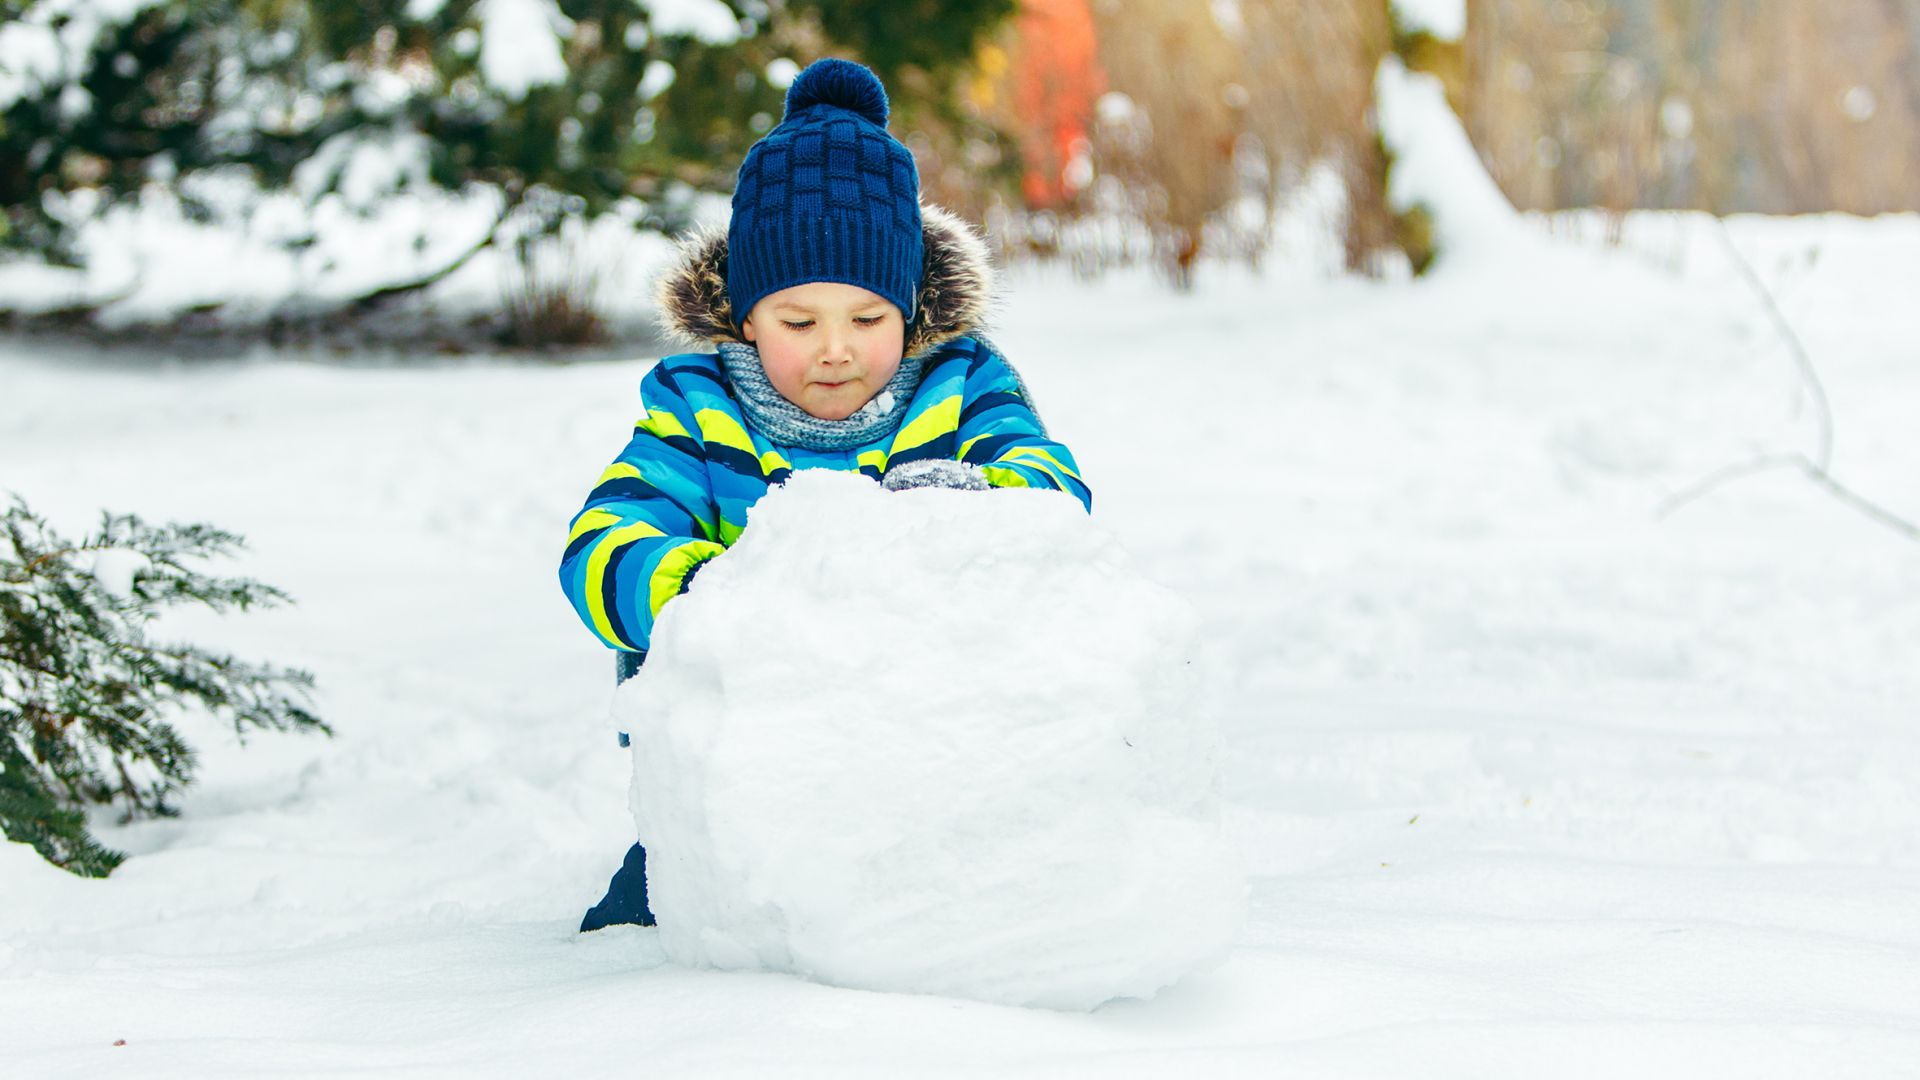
[
  {"x1": 959, "y1": 1, "x2": 1423, "y2": 281},
  {"x1": 1084, "y1": 0, "x2": 1244, "y2": 286},
  {"x1": 504, "y1": 263, "x2": 607, "y2": 348},
  {"x1": 1236, "y1": 2, "x2": 1395, "y2": 272},
  {"x1": 500, "y1": 211, "x2": 609, "y2": 349},
  {"x1": 1040, "y1": 0, "x2": 1401, "y2": 282}
]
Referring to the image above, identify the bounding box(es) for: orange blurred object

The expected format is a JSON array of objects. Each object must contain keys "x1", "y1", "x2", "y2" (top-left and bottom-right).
[{"x1": 1007, "y1": 0, "x2": 1106, "y2": 209}]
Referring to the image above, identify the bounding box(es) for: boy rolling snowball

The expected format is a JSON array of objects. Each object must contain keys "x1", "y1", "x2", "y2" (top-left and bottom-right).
[{"x1": 558, "y1": 59, "x2": 1242, "y2": 1009}]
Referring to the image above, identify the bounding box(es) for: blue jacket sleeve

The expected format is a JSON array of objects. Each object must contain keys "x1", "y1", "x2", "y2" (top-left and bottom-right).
[
  {"x1": 954, "y1": 345, "x2": 1093, "y2": 511},
  {"x1": 558, "y1": 363, "x2": 727, "y2": 652}
]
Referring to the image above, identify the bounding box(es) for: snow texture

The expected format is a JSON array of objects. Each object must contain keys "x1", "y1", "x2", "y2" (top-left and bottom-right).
[
  {"x1": 620, "y1": 471, "x2": 1246, "y2": 1009},
  {"x1": 0, "y1": 0, "x2": 165, "y2": 110},
  {"x1": 1374, "y1": 57, "x2": 1527, "y2": 264},
  {"x1": 3, "y1": 208, "x2": 1920, "y2": 1072},
  {"x1": 477, "y1": 0, "x2": 571, "y2": 101},
  {"x1": 84, "y1": 547, "x2": 149, "y2": 599},
  {"x1": 294, "y1": 128, "x2": 433, "y2": 210},
  {"x1": 1390, "y1": 0, "x2": 1466, "y2": 41},
  {"x1": 641, "y1": 0, "x2": 742, "y2": 44},
  {"x1": 0, "y1": 178, "x2": 685, "y2": 332}
]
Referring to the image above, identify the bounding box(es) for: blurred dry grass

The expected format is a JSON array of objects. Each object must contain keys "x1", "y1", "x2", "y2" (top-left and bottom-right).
[
  {"x1": 1085, "y1": 0, "x2": 1247, "y2": 283},
  {"x1": 996, "y1": 0, "x2": 1399, "y2": 281},
  {"x1": 502, "y1": 228, "x2": 608, "y2": 349},
  {"x1": 1465, "y1": 0, "x2": 1920, "y2": 216},
  {"x1": 1091, "y1": 0, "x2": 1405, "y2": 279},
  {"x1": 946, "y1": 0, "x2": 1918, "y2": 281}
]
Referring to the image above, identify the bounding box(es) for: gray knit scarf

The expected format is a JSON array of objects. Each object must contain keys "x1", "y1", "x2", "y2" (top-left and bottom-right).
[{"x1": 717, "y1": 340, "x2": 926, "y2": 451}]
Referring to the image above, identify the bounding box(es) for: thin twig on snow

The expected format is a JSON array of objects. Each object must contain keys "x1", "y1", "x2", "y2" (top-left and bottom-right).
[{"x1": 1660, "y1": 219, "x2": 1918, "y2": 542}]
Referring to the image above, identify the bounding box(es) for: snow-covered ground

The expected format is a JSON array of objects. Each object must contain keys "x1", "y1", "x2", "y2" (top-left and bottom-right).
[{"x1": 4, "y1": 208, "x2": 1920, "y2": 1075}]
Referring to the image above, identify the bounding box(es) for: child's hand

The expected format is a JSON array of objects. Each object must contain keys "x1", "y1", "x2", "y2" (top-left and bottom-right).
[{"x1": 880, "y1": 458, "x2": 991, "y2": 492}]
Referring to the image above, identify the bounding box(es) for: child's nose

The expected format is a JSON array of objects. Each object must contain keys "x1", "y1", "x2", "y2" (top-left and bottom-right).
[{"x1": 821, "y1": 328, "x2": 854, "y2": 363}]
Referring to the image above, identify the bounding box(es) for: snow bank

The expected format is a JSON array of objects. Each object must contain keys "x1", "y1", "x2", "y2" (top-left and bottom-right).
[
  {"x1": 0, "y1": 180, "x2": 683, "y2": 335},
  {"x1": 1390, "y1": 0, "x2": 1465, "y2": 42},
  {"x1": 618, "y1": 470, "x2": 1245, "y2": 1010},
  {"x1": 1373, "y1": 57, "x2": 1527, "y2": 264}
]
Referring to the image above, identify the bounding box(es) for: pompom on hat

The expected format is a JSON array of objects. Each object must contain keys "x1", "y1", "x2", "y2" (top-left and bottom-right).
[{"x1": 725, "y1": 59, "x2": 924, "y2": 329}]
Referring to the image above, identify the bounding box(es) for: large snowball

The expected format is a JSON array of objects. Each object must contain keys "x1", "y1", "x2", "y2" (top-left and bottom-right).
[{"x1": 617, "y1": 470, "x2": 1244, "y2": 1010}]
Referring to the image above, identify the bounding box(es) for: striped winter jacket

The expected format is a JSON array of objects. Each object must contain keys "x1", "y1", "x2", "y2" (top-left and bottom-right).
[{"x1": 558, "y1": 205, "x2": 1093, "y2": 654}]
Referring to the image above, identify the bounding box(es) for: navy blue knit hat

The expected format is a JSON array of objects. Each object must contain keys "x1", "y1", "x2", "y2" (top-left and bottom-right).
[{"x1": 726, "y1": 59, "x2": 924, "y2": 328}]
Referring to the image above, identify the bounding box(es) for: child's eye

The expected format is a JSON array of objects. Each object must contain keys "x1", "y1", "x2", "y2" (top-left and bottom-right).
[
  {"x1": 781, "y1": 320, "x2": 814, "y2": 331},
  {"x1": 854, "y1": 315, "x2": 885, "y2": 327}
]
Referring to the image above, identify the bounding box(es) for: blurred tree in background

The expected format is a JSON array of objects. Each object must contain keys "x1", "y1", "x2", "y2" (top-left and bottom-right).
[
  {"x1": 967, "y1": 0, "x2": 1408, "y2": 284},
  {"x1": 3, "y1": 0, "x2": 1914, "y2": 331},
  {"x1": 966, "y1": 0, "x2": 1918, "y2": 281},
  {"x1": 1462, "y1": 0, "x2": 1920, "y2": 219},
  {"x1": 0, "y1": 0, "x2": 1010, "y2": 291}
]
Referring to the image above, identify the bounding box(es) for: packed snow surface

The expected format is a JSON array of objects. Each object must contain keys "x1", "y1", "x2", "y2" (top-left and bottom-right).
[
  {"x1": 621, "y1": 471, "x2": 1245, "y2": 1009},
  {"x1": 2, "y1": 209, "x2": 1920, "y2": 1074}
]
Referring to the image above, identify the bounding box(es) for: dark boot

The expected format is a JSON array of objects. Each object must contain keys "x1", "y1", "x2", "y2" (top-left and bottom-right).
[{"x1": 580, "y1": 842, "x2": 657, "y2": 931}]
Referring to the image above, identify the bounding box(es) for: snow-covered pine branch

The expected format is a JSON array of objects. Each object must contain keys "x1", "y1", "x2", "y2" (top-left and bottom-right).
[{"x1": 0, "y1": 0, "x2": 1006, "y2": 340}]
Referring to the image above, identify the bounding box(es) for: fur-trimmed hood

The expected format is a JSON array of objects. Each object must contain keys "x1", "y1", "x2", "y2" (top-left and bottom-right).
[{"x1": 654, "y1": 203, "x2": 994, "y2": 359}]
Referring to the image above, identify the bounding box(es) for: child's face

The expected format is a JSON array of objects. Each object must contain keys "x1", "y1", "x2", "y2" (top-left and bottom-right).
[{"x1": 742, "y1": 282, "x2": 905, "y2": 420}]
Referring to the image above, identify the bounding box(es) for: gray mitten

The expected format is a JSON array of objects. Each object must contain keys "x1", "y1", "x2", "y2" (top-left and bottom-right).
[{"x1": 880, "y1": 458, "x2": 992, "y2": 492}]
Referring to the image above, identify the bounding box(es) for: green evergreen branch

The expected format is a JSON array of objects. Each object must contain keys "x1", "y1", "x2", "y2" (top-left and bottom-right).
[{"x1": 0, "y1": 497, "x2": 327, "y2": 877}]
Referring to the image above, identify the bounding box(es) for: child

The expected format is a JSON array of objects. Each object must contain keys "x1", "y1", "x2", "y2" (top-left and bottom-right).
[{"x1": 560, "y1": 58, "x2": 1092, "y2": 932}]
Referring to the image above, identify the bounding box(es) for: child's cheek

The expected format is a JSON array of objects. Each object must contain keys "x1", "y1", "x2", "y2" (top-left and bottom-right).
[
  {"x1": 864, "y1": 327, "x2": 906, "y2": 377},
  {"x1": 766, "y1": 340, "x2": 809, "y2": 386}
]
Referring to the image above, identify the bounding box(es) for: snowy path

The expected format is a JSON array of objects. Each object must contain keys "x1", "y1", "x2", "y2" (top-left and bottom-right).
[{"x1": 4, "y1": 214, "x2": 1920, "y2": 1076}]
